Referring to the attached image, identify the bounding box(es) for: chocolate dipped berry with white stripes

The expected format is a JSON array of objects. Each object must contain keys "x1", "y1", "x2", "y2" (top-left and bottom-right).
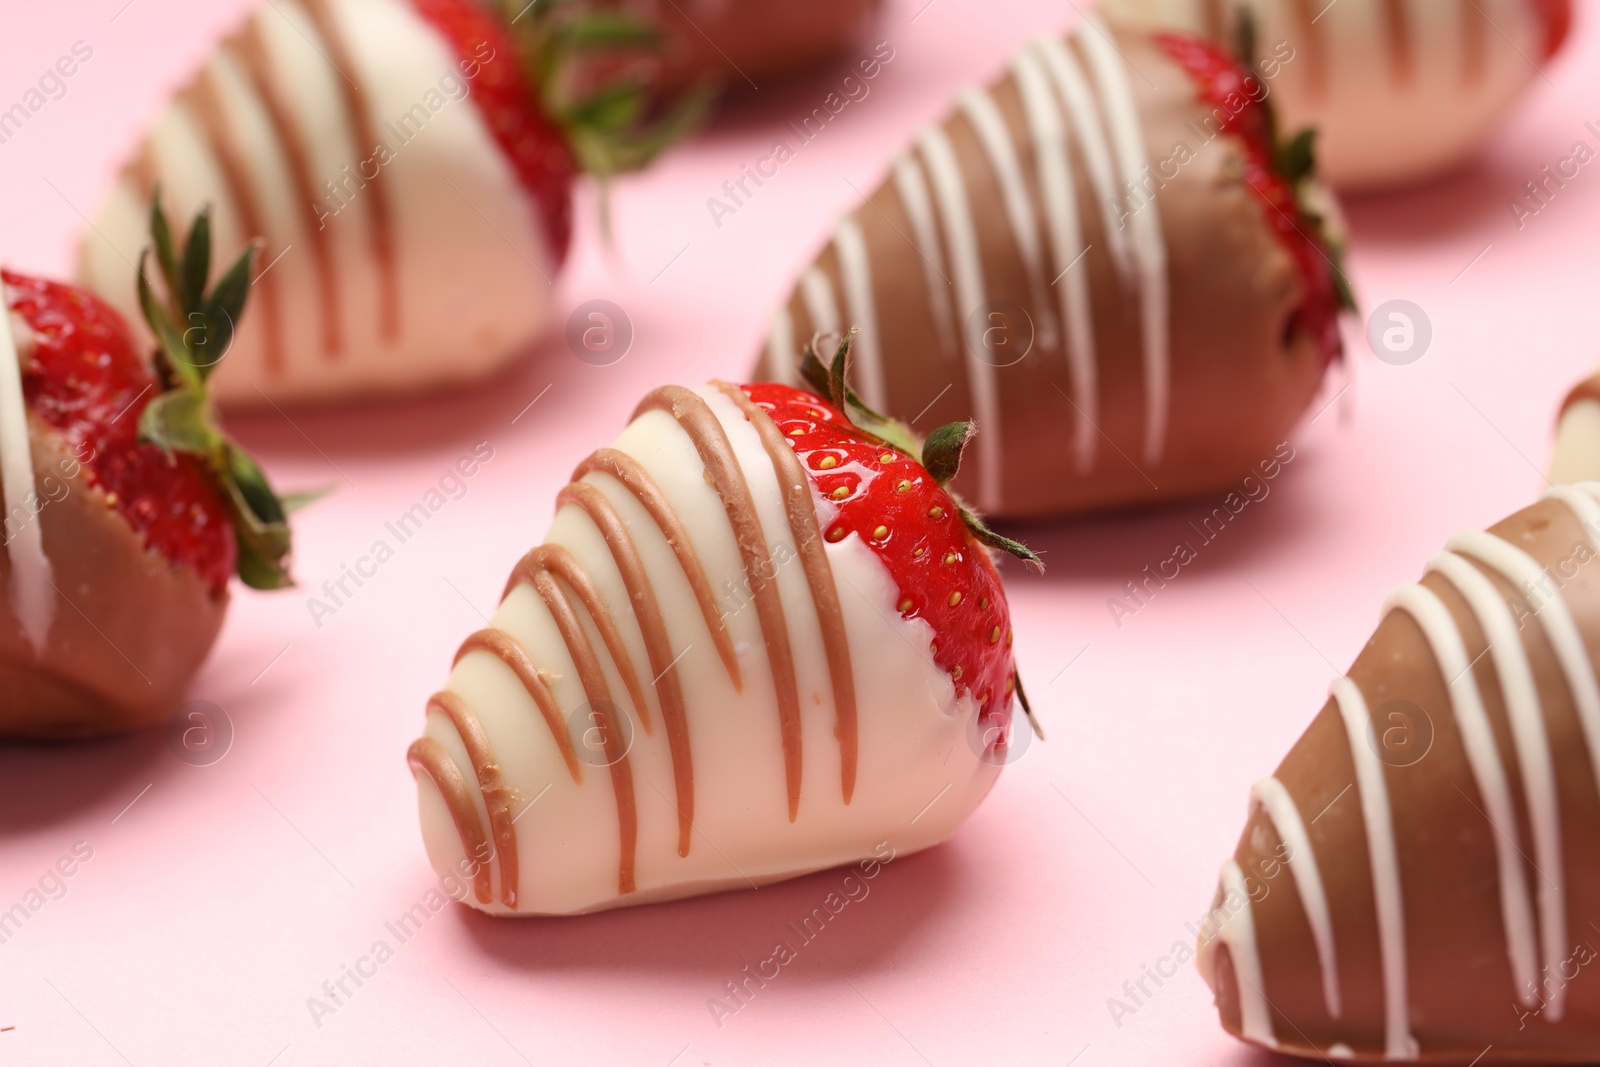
[
  {"x1": 408, "y1": 338, "x2": 1040, "y2": 915},
  {"x1": 755, "y1": 15, "x2": 1349, "y2": 520}
]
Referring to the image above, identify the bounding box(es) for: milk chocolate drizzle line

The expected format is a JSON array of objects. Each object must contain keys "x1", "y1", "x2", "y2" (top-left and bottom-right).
[
  {"x1": 299, "y1": 0, "x2": 401, "y2": 342},
  {"x1": 507, "y1": 544, "x2": 641, "y2": 895},
  {"x1": 1461, "y1": 0, "x2": 1488, "y2": 85},
  {"x1": 571, "y1": 447, "x2": 743, "y2": 689},
  {"x1": 635, "y1": 386, "x2": 806, "y2": 820},
  {"x1": 226, "y1": 20, "x2": 344, "y2": 356},
  {"x1": 182, "y1": 70, "x2": 286, "y2": 375},
  {"x1": 557, "y1": 481, "x2": 696, "y2": 855},
  {"x1": 714, "y1": 382, "x2": 860, "y2": 803},
  {"x1": 1290, "y1": 0, "x2": 1327, "y2": 99},
  {"x1": 1380, "y1": 0, "x2": 1415, "y2": 86},
  {"x1": 425, "y1": 691, "x2": 519, "y2": 907},
  {"x1": 406, "y1": 736, "x2": 494, "y2": 904},
  {"x1": 454, "y1": 627, "x2": 584, "y2": 781}
]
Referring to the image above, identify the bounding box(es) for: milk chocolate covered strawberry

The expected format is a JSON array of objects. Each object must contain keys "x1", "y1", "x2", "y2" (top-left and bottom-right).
[
  {"x1": 2, "y1": 202, "x2": 295, "y2": 738},
  {"x1": 1197, "y1": 369, "x2": 1600, "y2": 1063},
  {"x1": 408, "y1": 338, "x2": 1039, "y2": 914},
  {"x1": 755, "y1": 16, "x2": 1349, "y2": 519},
  {"x1": 1101, "y1": 0, "x2": 1573, "y2": 190},
  {"x1": 77, "y1": 0, "x2": 699, "y2": 407}
]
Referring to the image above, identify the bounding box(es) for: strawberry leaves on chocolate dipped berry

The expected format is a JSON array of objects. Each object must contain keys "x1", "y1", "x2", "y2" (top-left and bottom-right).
[
  {"x1": 496, "y1": 0, "x2": 711, "y2": 191},
  {"x1": 136, "y1": 194, "x2": 298, "y2": 591},
  {"x1": 799, "y1": 331, "x2": 1045, "y2": 575}
]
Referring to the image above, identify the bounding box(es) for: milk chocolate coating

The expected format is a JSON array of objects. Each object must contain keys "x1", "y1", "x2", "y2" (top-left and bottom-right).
[
  {"x1": 0, "y1": 418, "x2": 227, "y2": 739},
  {"x1": 754, "y1": 25, "x2": 1329, "y2": 519},
  {"x1": 1205, "y1": 492, "x2": 1600, "y2": 1062},
  {"x1": 626, "y1": 0, "x2": 884, "y2": 94}
]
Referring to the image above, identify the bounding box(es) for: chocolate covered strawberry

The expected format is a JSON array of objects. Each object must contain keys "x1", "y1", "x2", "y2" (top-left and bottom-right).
[
  {"x1": 77, "y1": 0, "x2": 701, "y2": 407},
  {"x1": 755, "y1": 15, "x2": 1351, "y2": 519},
  {"x1": 2, "y1": 200, "x2": 295, "y2": 738},
  {"x1": 1103, "y1": 0, "x2": 1574, "y2": 190},
  {"x1": 408, "y1": 335, "x2": 1038, "y2": 915}
]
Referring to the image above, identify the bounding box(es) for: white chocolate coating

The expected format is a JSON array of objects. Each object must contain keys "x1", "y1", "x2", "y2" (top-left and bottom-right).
[
  {"x1": 0, "y1": 305, "x2": 53, "y2": 653},
  {"x1": 77, "y1": 0, "x2": 553, "y2": 406},
  {"x1": 1099, "y1": 0, "x2": 1552, "y2": 190},
  {"x1": 412, "y1": 385, "x2": 1001, "y2": 915}
]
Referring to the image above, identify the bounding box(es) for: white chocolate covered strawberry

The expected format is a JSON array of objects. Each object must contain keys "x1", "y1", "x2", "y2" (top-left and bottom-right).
[
  {"x1": 408, "y1": 341, "x2": 1040, "y2": 914},
  {"x1": 77, "y1": 0, "x2": 695, "y2": 407},
  {"x1": 1101, "y1": 0, "x2": 1573, "y2": 190}
]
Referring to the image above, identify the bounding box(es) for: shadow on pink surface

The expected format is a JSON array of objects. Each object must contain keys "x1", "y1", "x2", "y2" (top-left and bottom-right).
[{"x1": 448, "y1": 839, "x2": 969, "y2": 982}]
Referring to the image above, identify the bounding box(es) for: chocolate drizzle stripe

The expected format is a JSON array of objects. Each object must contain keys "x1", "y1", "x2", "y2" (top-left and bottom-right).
[
  {"x1": 506, "y1": 543, "x2": 652, "y2": 734},
  {"x1": 299, "y1": 0, "x2": 400, "y2": 341},
  {"x1": 1216, "y1": 860, "x2": 1274, "y2": 1046},
  {"x1": 1383, "y1": 583, "x2": 1540, "y2": 1003},
  {"x1": 714, "y1": 382, "x2": 859, "y2": 804},
  {"x1": 634, "y1": 386, "x2": 805, "y2": 820},
  {"x1": 226, "y1": 19, "x2": 344, "y2": 356},
  {"x1": 125, "y1": 142, "x2": 159, "y2": 201},
  {"x1": 181, "y1": 68, "x2": 286, "y2": 376},
  {"x1": 1427, "y1": 551, "x2": 1566, "y2": 1016},
  {"x1": 1250, "y1": 776, "x2": 1340, "y2": 1019},
  {"x1": 507, "y1": 546, "x2": 639, "y2": 895},
  {"x1": 1461, "y1": 0, "x2": 1487, "y2": 86},
  {"x1": 1076, "y1": 15, "x2": 1170, "y2": 466},
  {"x1": 832, "y1": 217, "x2": 887, "y2": 410},
  {"x1": 1200, "y1": 0, "x2": 1224, "y2": 42},
  {"x1": 1329, "y1": 677, "x2": 1417, "y2": 1059},
  {"x1": 558, "y1": 482, "x2": 696, "y2": 857},
  {"x1": 572, "y1": 448, "x2": 743, "y2": 691},
  {"x1": 1292, "y1": 0, "x2": 1328, "y2": 100},
  {"x1": 798, "y1": 266, "x2": 841, "y2": 338},
  {"x1": 889, "y1": 152, "x2": 959, "y2": 359},
  {"x1": 956, "y1": 86, "x2": 1059, "y2": 354},
  {"x1": 426, "y1": 691, "x2": 519, "y2": 908},
  {"x1": 454, "y1": 628, "x2": 583, "y2": 782},
  {"x1": 406, "y1": 736, "x2": 494, "y2": 904},
  {"x1": 764, "y1": 305, "x2": 798, "y2": 385},
  {"x1": 1381, "y1": 0, "x2": 1415, "y2": 86},
  {"x1": 1011, "y1": 47, "x2": 1098, "y2": 474}
]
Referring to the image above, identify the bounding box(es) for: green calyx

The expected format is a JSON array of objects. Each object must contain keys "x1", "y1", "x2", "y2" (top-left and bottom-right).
[
  {"x1": 1233, "y1": 10, "x2": 1356, "y2": 315},
  {"x1": 136, "y1": 193, "x2": 303, "y2": 591},
  {"x1": 798, "y1": 331, "x2": 1044, "y2": 575},
  {"x1": 496, "y1": 0, "x2": 712, "y2": 202}
]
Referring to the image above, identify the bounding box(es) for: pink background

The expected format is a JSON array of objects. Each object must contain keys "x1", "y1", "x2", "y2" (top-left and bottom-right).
[{"x1": 1, "y1": 0, "x2": 1598, "y2": 1063}]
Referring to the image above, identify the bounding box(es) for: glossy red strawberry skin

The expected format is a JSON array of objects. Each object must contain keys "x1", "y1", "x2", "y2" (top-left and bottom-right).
[
  {"x1": 410, "y1": 0, "x2": 577, "y2": 266},
  {"x1": 740, "y1": 383, "x2": 1020, "y2": 735},
  {"x1": 1154, "y1": 33, "x2": 1343, "y2": 371},
  {"x1": 1533, "y1": 0, "x2": 1573, "y2": 60},
  {"x1": 3, "y1": 270, "x2": 235, "y2": 594}
]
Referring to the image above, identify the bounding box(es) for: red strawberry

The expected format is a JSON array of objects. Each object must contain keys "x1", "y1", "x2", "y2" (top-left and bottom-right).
[
  {"x1": 5, "y1": 271, "x2": 237, "y2": 593},
  {"x1": 1154, "y1": 30, "x2": 1350, "y2": 371},
  {"x1": 770, "y1": 334, "x2": 1042, "y2": 744},
  {"x1": 3, "y1": 201, "x2": 298, "y2": 737},
  {"x1": 1532, "y1": 0, "x2": 1574, "y2": 60}
]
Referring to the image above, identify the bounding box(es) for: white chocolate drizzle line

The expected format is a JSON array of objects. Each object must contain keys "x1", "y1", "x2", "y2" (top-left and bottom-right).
[
  {"x1": 917, "y1": 124, "x2": 1002, "y2": 513},
  {"x1": 799, "y1": 266, "x2": 840, "y2": 342},
  {"x1": 956, "y1": 87, "x2": 1059, "y2": 354},
  {"x1": 0, "y1": 302, "x2": 54, "y2": 653},
  {"x1": 1076, "y1": 14, "x2": 1170, "y2": 465},
  {"x1": 1427, "y1": 550, "x2": 1563, "y2": 1015},
  {"x1": 1251, "y1": 776, "x2": 1340, "y2": 1018},
  {"x1": 833, "y1": 217, "x2": 886, "y2": 411},
  {"x1": 890, "y1": 153, "x2": 958, "y2": 360},
  {"x1": 1330, "y1": 677, "x2": 1418, "y2": 1060},
  {"x1": 1218, "y1": 860, "x2": 1276, "y2": 1047},
  {"x1": 766, "y1": 306, "x2": 797, "y2": 386},
  {"x1": 1383, "y1": 582, "x2": 1540, "y2": 1006},
  {"x1": 1011, "y1": 47, "x2": 1097, "y2": 473}
]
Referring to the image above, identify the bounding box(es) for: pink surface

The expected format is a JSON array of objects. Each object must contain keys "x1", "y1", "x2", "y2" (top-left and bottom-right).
[{"x1": 1, "y1": 1, "x2": 1598, "y2": 1064}]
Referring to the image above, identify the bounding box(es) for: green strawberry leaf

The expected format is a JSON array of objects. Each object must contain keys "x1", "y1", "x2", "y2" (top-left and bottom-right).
[
  {"x1": 134, "y1": 196, "x2": 302, "y2": 591},
  {"x1": 921, "y1": 421, "x2": 975, "y2": 487}
]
